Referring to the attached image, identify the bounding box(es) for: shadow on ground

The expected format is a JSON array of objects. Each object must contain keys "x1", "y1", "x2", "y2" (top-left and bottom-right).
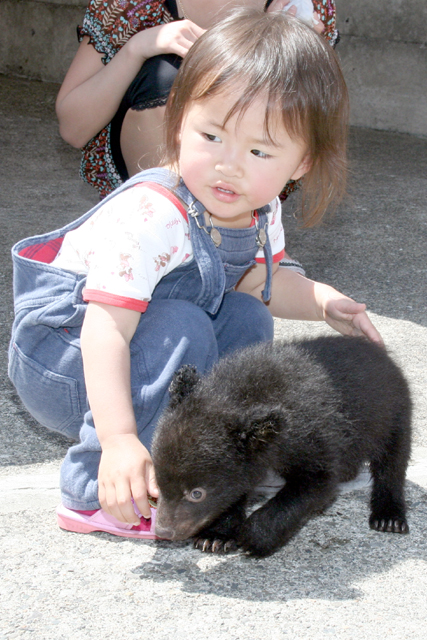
[{"x1": 119, "y1": 481, "x2": 427, "y2": 602}]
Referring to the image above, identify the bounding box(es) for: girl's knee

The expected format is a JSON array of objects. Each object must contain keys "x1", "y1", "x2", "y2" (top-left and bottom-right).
[
  {"x1": 232, "y1": 294, "x2": 274, "y2": 345},
  {"x1": 214, "y1": 292, "x2": 274, "y2": 356},
  {"x1": 133, "y1": 299, "x2": 218, "y2": 368}
]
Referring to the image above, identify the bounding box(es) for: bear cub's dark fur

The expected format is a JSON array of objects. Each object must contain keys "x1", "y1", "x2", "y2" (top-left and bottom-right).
[{"x1": 152, "y1": 336, "x2": 412, "y2": 558}]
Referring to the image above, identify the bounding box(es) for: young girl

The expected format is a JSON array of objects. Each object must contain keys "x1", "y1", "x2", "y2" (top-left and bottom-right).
[
  {"x1": 56, "y1": 0, "x2": 338, "y2": 199},
  {"x1": 9, "y1": 9, "x2": 381, "y2": 540}
]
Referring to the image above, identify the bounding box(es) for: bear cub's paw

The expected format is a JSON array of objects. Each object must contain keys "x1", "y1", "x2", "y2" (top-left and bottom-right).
[
  {"x1": 237, "y1": 515, "x2": 281, "y2": 559},
  {"x1": 193, "y1": 536, "x2": 238, "y2": 554},
  {"x1": 369, "y1": 514, "x2": 409, "y2": 534},
  {"x1": 237, "y1": 532, "x2": 276, "y2": 559},
  {"x1": 192, "y1": 500, "x2": 246, "y2": 553}
]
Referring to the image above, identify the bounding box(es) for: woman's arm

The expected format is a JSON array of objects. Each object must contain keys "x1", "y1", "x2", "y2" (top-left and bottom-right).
[
  {"x1": 80, "y1": 301, "x2": 158, "y2": 523},
  {"x1": 56, "y1": 20, "x2": 204, "y2": 148},
  {"x1": 236, "y1": 263, "x2": 383, "y2": 344}
]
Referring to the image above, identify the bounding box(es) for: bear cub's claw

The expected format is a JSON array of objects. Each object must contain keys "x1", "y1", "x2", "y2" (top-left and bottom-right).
[
  {"x1": 369, "y1": 516, "x2": 409, "y2": 534},
  {"x1": 193, "y1": 537, "x2": 237, "y2": 554}
]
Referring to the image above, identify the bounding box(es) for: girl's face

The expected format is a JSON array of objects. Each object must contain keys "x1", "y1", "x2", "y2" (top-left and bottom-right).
[{"x1": 178, "y1": 90, "x2": 311, "y2": 228}]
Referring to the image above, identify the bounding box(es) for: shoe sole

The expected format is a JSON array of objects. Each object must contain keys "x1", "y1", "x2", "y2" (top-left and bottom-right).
[{"x1": 57, "y1": 508, "x2": 159, "y2": 540}]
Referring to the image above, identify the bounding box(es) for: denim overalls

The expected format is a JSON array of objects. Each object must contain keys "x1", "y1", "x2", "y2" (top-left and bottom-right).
[{"x1": 9, "y1": 168, "x2": 274, "y2": 509}]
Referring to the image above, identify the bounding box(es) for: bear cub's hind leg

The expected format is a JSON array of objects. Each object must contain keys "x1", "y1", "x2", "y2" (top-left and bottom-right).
[
  {"x1": 369, "y1": 461, "x2": 409, "y2": 534},
  {"x1": 368, "y1": 410, "x2": 411, "y2": 535}
]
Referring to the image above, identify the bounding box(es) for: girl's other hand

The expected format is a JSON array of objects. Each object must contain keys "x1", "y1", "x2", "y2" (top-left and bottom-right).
[
  {"x1": 98, "y1": 433, "x2": 159, "y2": 525},
  {"x1": 320, "y1": 295, "x2": 384, "y2": 346},
  {"x1": 131, "y1": 19, "x2": 205, "y2": 60},
  {"x1": 267, "y1": 0, "x2": 325, "y2": 34}
]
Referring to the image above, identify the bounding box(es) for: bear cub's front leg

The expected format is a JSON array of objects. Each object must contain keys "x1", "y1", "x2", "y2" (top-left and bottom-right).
[
  {"x1": 237, "y1": 475, "x2": 337, "y2": 558},
  {"x1": 193, "y1": 497, "x2": 247, "y2": 553}
]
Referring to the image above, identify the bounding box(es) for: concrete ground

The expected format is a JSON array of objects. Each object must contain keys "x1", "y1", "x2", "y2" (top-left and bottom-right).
[{"x1": 0, "y1": 74, "x2": 426, "y2": 640}]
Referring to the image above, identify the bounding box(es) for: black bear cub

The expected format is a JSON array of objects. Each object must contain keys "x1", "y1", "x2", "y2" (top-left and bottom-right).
[{"x1": 152, "y1": 336, "x2": 412, "y2": 558}]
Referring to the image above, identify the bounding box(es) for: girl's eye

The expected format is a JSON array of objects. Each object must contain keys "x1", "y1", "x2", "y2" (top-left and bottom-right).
[
  {"x1": 251, "y1": 149, "x2": 269, "y2": 159},
  {"x1": 204, "y1": 133, "x2": 221, "y2": 143}
]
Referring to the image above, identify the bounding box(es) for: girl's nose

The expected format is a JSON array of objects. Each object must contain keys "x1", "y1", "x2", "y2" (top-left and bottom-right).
[{"x1": 215, "y1": 151, "x2": 244, "y2": 178}]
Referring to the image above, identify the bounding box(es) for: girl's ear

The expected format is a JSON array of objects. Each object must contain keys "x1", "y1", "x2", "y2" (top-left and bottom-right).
[{"x1": 290, "y1": 154, "x2": 312, "y2": 181}]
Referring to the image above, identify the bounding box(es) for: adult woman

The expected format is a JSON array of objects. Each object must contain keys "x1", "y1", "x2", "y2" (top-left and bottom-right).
[{"x1": 56, "y1": 0, "x2": 338, "y2": 199}]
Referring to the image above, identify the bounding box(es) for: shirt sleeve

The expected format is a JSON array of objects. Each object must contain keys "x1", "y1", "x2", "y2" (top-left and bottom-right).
[
  {"x1": 255, "y1": 197, "x2": 285, "y2": 264},
  {"x1": 82, "y1": 185, "x2": 191, "y2": 312},
  {"x1": 78, "y1": 0, "x2": 170, "y2": 63}
]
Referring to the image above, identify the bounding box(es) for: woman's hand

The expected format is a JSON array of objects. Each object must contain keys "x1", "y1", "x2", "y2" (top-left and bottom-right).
[
  {"x1": 267, "y1": 0, "x2": 325, "y2": 34},
  {"x1": 56, "y1": 20, "x2": 204, "y2": 148},
  {"x1": 130, "y1": 19, "x2": 205, "y2": 60},
  {"x1": 98, "y1": 433, "x2": 159, "y2": 524}
]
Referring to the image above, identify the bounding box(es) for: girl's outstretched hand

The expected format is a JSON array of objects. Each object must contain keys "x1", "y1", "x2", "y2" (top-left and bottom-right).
[
  {"x1": 98, "y1": 433, "x2": 159, "y2": 525},
  {"x1": 320, "y1": 295, "x2": 384, "y2": 345}
]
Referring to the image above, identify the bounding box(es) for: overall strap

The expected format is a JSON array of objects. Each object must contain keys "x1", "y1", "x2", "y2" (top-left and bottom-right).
[
  {"x1": 107, "y1": 169, "x2": 273, "y2": 307},
  {"x1": 175, "y1": 181, "x2": 227, "y2": 314},
  {"x1": 255, "y1": 205, "x2": 273, "y2": 303},
  {"x1": 130, "y1": 169, "x2": 226, "y2": 314},
  {"x1": 138, "y1": 169, "x2": 274, "y2": 305},
  {"x1": 99, "y1": 168, "x2": 180, "y2": 205}
]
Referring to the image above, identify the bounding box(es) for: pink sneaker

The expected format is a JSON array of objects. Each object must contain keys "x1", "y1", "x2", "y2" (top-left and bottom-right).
[{"x1": 56, "y1": 503, "x2": 160, "y2": 539}]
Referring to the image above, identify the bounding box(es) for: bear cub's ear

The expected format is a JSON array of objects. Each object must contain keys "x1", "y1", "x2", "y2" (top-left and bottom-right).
[
  {"x1": 234, "y1": 406, "x2": 283, "y2": 454},
  {"x1": 169, "y1": 365, "x2": 201, "y2": 407}
]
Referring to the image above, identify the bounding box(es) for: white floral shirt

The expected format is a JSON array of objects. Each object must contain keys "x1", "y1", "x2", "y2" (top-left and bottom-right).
[{"x1": 52, "y1": 182, "x2": 285, "y2": 312}]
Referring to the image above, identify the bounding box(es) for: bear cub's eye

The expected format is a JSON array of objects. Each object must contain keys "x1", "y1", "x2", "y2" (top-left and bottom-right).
[{"x1": 186, "y1": 488, "x2": 207, "y2": 503}]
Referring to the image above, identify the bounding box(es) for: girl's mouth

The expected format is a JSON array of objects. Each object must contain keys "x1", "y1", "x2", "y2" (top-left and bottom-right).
[{"x1": 212, "y1": 185, "x2": 240, "y2": 203}]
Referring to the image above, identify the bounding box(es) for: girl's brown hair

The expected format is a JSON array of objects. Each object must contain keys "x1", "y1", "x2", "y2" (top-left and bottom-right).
[{"x1": 164, "y1": 8, "x2": 349, "y2": 226}]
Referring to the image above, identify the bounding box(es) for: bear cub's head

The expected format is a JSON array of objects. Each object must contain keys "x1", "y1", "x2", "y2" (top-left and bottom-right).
[{"x1": 152, "y1": 365, "x2": 281, "y2": 541}]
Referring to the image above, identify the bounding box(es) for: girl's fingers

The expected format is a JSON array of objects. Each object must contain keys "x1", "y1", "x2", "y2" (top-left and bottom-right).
[
  {"x1": 352, "y1": 314, "x2": 384, "y2": 346},
  {"x1": 131, "y1": 464, "x2": 158, "y2": 519},
  {"x1": 100, "y1": 481, "x2": 140, "y2": 525},
  {"x1": 147, "y1": 465, "x2": 159, "y2": 499},
  {"x1": 131, "y1": 478, "x2": 152, "y2": 520}
]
